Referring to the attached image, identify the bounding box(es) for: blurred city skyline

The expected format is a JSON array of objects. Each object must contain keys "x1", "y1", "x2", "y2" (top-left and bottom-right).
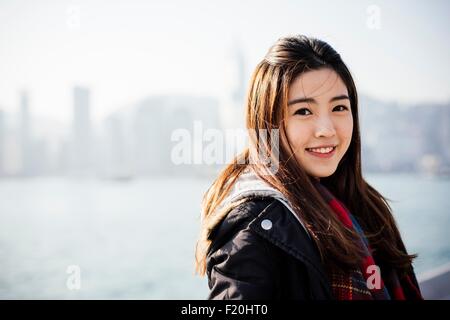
[{"x1": 0, "y1": 82, "x2": 449, "y2": 178}]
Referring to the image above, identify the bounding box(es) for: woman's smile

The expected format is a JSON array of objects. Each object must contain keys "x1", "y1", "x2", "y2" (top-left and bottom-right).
[{"x1": 305, "y1": 145, "x2": 337, "y2": 158}]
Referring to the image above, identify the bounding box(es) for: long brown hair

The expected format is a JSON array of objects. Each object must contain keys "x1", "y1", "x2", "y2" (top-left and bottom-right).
[{"x1": 195, "y1": 35, "x2": 416, "y2": 276}]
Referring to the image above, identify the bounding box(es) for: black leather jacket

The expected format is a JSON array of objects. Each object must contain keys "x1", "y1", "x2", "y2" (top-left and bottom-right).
[{"x1": 206, "y1": 197, "x2": 334, "y2": 300}]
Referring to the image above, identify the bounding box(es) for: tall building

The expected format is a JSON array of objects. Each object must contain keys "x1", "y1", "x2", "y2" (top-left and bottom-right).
[
  {"x1": 220, "y1": 39, "x2": 247, "y2": 130},
  {"x1": 19, "y1": 91, "x2": 33, "y2": 176},
  {"x1": 102, "y1": 113, "x2": 133, "y2": 178},
  {"x1": 133, "y1": 97, "x2": 166, "y2": 176},
  {"x1": 71, "y1": 86, "x2": 93, "y2": 175},
  {"x1": 0, "y1": 109, "x2": 4, "y2": 176}
]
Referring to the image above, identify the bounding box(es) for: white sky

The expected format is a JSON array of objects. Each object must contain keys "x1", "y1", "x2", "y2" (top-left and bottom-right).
[{"x1": 0, "y1": 0, "x2": 449, "y2": 125}]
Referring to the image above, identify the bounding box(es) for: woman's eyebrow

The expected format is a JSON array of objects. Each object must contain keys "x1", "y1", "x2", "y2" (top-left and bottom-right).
[{"x1": 287, "y1": 94, "x2": 350, "y2": 106}]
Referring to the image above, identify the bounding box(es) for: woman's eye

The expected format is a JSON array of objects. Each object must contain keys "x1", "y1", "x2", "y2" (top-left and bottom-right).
[
  {"x1": 334, "y1": 105, "x2": 349, "y2": 112},
  {"x1": 294, "y1": 108, "x2": 312, "y2": 116},
  {"x1": 294, "y1": 105, "x2": 349, "y2": 116}
]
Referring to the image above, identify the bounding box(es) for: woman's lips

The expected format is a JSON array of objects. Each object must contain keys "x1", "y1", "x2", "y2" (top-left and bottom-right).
[{"x1": 305, "y1": 146, "x2": 336, "y2": 158}]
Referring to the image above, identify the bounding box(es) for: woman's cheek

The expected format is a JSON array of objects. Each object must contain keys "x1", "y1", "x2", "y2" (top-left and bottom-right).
[
  {"x1": 337, "y1": 117, "x2": 353, "y2": 149},
  {"x1": 287, "y1": 123, "x2": 309, "y2": 152}
]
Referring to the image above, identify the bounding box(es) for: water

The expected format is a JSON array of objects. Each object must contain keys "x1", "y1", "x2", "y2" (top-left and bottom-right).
[
  {"x1": 365, "y1": 173, "x2": 450, "y2": 276},
  {"x1": 0, "y1": 173, "x2": 449, "y2": 299}
]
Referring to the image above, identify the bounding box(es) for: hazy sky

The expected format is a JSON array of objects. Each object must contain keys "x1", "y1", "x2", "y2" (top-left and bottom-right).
[{"x1": 1, "y1": 0, "x2": 449, "y2": 124}]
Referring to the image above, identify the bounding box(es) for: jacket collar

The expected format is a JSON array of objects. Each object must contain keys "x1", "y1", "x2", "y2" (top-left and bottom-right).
[{"x1": 213, "y1": 168, "x2": 310, "y2": 237}]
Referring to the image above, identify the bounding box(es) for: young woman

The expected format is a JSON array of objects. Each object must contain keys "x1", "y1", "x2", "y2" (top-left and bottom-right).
[{"x1": 195, "y1": 35, "x2": 423, "y2": 300}]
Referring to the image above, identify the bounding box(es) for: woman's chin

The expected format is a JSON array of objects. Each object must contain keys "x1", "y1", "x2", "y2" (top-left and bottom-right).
[{"x1": 305, "y1": 167, "x2": 337, "y2": 179}]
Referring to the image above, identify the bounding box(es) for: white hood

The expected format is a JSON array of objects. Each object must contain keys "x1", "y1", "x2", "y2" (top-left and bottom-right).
[{"x1": 215, "y1": 168, "x2": 310, "y2": 236}]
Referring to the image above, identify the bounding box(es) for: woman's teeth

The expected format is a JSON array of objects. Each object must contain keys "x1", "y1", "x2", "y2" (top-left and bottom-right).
[{"x1": 306, "y1": 146, "x2": 335, "y2": 154}]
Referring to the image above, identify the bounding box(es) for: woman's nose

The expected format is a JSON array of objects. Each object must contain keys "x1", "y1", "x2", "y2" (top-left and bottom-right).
[{"x1": 314, "y1": 117, "x2": 336, "y2": 138}]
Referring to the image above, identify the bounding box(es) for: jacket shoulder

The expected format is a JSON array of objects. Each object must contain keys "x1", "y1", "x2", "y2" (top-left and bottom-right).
[
  {"x1": 207, "y1": 196, "x2": 278, "y2": 254},
  {"x1": 206, "y1": 197, "x2": 282, "y2": 299}
]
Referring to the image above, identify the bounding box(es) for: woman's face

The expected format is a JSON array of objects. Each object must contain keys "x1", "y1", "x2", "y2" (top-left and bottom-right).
[{"x1": 284, "y1": 68, "x2": 353, "y2": 179}]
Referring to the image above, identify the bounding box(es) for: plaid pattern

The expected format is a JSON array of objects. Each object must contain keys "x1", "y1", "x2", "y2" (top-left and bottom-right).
[{"x1": 312, "y1": 179, "x2": 423, "y2": 300}]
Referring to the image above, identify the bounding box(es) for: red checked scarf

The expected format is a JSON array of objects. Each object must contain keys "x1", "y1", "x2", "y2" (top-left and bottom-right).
[{"x1": 312, "y1": 179, "x2": 423, "y2": 300}]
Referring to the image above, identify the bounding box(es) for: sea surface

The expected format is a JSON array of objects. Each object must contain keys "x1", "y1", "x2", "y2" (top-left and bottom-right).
[{"x1": 0, "y1": 173, "x2": 449, "y2": 299}]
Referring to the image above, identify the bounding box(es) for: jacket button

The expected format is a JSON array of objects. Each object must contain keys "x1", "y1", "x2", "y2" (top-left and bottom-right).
[{"x1": 261, "y1": 219, "x2": 272, "y2": 230}]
